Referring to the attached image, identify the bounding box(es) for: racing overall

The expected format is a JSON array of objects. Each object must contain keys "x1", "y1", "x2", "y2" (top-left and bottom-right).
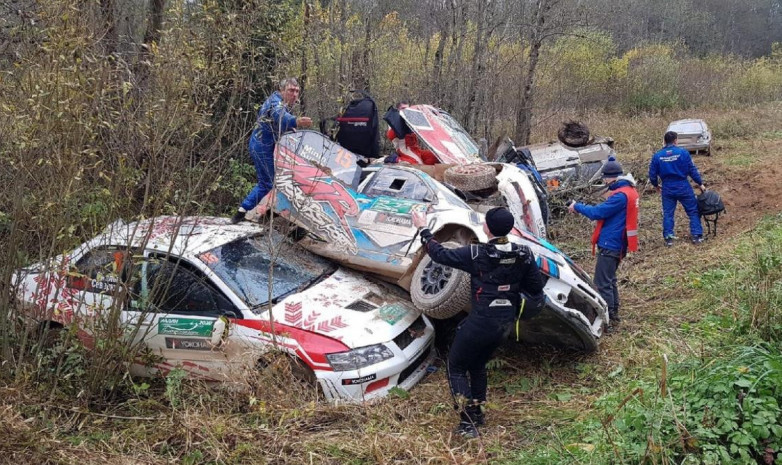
[
  {"x1": 419, "y1": 230, "x2": 545, "y2": 431},
  {"x1": 240, "y1": 91, "x2": 298, "y2": 212},
  {"x1": 649, "y1": 144, "x2": 704, "y2": 239}
]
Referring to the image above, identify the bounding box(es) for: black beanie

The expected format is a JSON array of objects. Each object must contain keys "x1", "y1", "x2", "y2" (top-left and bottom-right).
[
  {"x1": 601, "y1": 156, "x2": 623, "y2": 178},
  {"x1": 485, "y1": 207, "x2": 515, "y2": 237}
]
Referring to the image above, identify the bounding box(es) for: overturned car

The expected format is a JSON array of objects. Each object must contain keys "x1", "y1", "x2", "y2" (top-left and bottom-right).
[
  {"x1": 254, "y1": 131, "x2": 609, "y2": 352},
  {"x1": 13, "y1": 217, "x2": 435, "y2": 402},
  {"x1": 496, "y1": 122, "x2": 616, "y2": 195}
]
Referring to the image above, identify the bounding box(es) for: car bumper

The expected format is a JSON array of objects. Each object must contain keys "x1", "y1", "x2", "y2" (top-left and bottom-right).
[{"x1": 317, "y1": 316, "x2": 436, "y2": 402}]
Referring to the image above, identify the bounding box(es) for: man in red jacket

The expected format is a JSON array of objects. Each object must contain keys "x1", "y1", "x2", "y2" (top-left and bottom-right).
[{"x1": 568, "y1": 157, "x2": 639, "y2": 327}]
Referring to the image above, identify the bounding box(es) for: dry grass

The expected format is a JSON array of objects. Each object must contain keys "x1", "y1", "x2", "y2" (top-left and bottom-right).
[{"x1": 2, "y1": 103, "x2": 782, "y2": 464}]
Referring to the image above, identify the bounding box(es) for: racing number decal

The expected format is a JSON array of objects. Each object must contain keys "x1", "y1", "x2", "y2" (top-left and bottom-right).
[{"x1": 334, "y1": 148, "x2": 352, "y2": 169}]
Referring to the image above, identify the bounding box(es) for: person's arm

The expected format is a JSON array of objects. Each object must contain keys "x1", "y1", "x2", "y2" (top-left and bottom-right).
[
  {"x1": 519, "y1": 249, "x2": 545, "y2": 297},
  {"x1": 648, "y1": 154, "x2": 660, "y2": 188},
  {"x1": 683, "y1": 150, "x2": 704, "y2": 187},
  {"x1": 269, "y1": 102, "x2": 298, "y2": 134},
  {"x1": 573, "y1": 194, "x2": 627, "y2": 221},
  {"x1": 418, "y1": 229, "x2": 475, "y2": 274}
]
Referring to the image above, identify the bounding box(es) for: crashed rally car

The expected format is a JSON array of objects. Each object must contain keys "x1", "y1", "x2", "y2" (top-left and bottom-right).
[
  {"x1": 254, "y1": 131, "x2": 609, "y2": 352},
  {"x1": 13, "y1": 216, "x2": 435, "y2": 402}
]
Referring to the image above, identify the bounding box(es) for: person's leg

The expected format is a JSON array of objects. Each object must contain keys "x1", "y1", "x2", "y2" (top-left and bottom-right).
[
  {"x1": 240, "y1": 149, "x2": 275, "y2": 212},
  {"x1": 661, "y1": 193, "x2": 677, "y2": 240},
  {"x1": 594, "y1": 249, "x2": 620, "y2": 321},
  {"x1": 680, "y1": 189, "x2": 704, "y2": 239}
]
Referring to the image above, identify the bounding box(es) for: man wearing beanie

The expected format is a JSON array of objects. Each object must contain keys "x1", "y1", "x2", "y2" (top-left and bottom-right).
[
  {"x1": 649, "y1": 131, "x2": 707, "y2": 246},
  {"x1": 568, "y1": 156, "x2": 639, "y2": 327},
  {"x1": 412, "y1": 207, "x2": 545, "y2": 438}
]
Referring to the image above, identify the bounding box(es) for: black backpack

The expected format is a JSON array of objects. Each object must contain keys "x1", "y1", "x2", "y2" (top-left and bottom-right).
[
  {"x1": 333, "y1": 91, "x2": 380, "y2": 159},
  {"x1": 697, "y1": 190, "x2": 725, "y2": 216},
  {"x1": 697, "y1": 189, "x2": 725, "y2": 236}
]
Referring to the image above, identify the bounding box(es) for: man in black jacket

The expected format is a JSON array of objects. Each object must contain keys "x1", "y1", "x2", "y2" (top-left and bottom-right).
[{"x1": 412, "y1": 207, "x2": 546, "y2": 438}]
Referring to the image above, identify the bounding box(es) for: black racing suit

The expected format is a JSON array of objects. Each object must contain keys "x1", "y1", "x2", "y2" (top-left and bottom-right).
[{"x1": 419, "y1": 229, "x2": 545, "y2": 407}]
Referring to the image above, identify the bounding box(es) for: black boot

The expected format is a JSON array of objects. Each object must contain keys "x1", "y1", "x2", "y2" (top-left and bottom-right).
[
  {"x1": 230, "y1": 210, "x2": 246, "y2": 224},
  {"x1": 455, "y1": 410, "x2": 479, "y2": 438},
  {"x1": 467, "y1": 402, "x2": 485, "y2": 426}
]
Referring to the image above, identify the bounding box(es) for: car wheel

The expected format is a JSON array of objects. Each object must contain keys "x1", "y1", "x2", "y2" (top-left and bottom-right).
[
  {"x1": 410, "y1": 241, "x2": 472, "y2": 319},
  {"x1": 443, "y1": 164, "x2": 497, "y2": 192}
]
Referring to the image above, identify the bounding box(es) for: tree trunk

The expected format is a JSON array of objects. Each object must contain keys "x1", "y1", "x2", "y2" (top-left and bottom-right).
[
  {"x1": 515, "y1": 0, "x2": 548, "y2": 145},
  {"x1": 300, "y1": 2, "x2": 311, "y2": 114},
  {"x1": 465, "y1": 1, "x2": 488, "y2": 134},
  {"x1": 100, "y1": 0, "x2": 118, "y2": 54}
]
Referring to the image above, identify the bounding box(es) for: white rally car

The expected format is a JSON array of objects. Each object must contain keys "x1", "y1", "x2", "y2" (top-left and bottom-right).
[{"x1": 12, "y1": 216, "x2": 435, "y2": 402}]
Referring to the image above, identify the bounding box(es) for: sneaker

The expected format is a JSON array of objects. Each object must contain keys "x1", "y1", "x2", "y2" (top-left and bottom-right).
[
  {"x1": 230, "y1": 210, "x2": 246, "y2": 224},
  {"x1": 664, "y1": 237, "x2": 674, "y2": 247},
  {"x1": 455, "y1": 421, "x2": 479, "y2": 438},
  {"x1": 691, "y1": 236, "x2": 704, "y2": 245}
]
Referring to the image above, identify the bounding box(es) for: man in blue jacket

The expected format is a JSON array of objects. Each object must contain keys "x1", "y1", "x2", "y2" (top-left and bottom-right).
[
  {"x1": 648, "y1": 131, "x2": 706, "y2": 246},
  {"x1": 568, "y1": 157, "x2": 639, "y2": 326},
  {"x1": 412, "y1": 207, "x2": 545, "y2": 438},
  {"x1": 231, "y1": 78, "x2": 312, "y2": 224}
]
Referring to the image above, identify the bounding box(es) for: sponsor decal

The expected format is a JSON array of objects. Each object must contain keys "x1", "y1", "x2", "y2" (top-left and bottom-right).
[
  {"x1": 498, "y1": 284, "x2": 511, "y2": 291},
  {"x1": 378, "y1": 303, "x2": 408, "y2": 325},
  {"x1": 488, "y1": 299, "x2": 512, "y2": 307},
  {"x1": 370, "y1": 198, "x2": 418, "y2": 214},
  {"x1": 158, "y1": 318, "x2": 213, "y2": 337},
  {"x1": 375, "y1": 212, "x2": 413, "y2": 227},
  {"x1": 499, "y1": 258, "x2": 516, "y2": 264},
  {"x1": 341, "y1": 373, "x2": 377, "y2": 385},
  {"x1": 165, "y1": 337, "x2": 211, "y2": 351}
]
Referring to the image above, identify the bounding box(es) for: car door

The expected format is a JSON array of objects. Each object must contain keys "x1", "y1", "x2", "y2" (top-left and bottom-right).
[{"x1": 126, "y1": 254, "x2": 242, "y2": 381}]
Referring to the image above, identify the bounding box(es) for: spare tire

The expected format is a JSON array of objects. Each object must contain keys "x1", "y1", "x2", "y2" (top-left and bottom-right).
[
  {"x1": 443, "y1": 164, "x2": 497, "y2": 192},
  {"x1": 410, "y1": 241, "x2": 472, "y2": 319},
  {"x1": 558, "y1": 121, "x2": 590, "y2": 147}
]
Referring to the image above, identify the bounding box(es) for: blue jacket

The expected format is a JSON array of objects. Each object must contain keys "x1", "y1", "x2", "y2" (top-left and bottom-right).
[
  {"x1": 649, "y1": 144, "x2": 703, "y2": 194},
  {"x1": 249, "y1": 91, "x2": 298, "y2": 157},
  {"x1": 574, "y1": 179, "x2": 634, "y2": 253}
]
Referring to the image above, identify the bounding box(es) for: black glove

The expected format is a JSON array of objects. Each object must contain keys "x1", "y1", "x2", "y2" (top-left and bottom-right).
[
  {"x1": 518, "y1": 292, "x2": 547, "y2": 321},
  {"x1": 419, "y1": 228, "x2": 433, "y2": 246}
]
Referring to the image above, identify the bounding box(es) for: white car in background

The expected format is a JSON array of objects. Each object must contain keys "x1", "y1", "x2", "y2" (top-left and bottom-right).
[
  {"x1": 667, "y1": 119, "x2": 712, "y2": 156},
  {"x1": 12, "y1": 216, "x2": 435, "y2": 402}
]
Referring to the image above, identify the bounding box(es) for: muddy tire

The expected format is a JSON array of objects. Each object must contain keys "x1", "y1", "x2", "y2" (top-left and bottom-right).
[
  {"x1": 410, "y1": 241, "x2": 472, "y2": 319},
  {"x1": 443, "y1": 164, "x2": 497, "y2": 192},
  {"x1": 558, "y1": 121, "x2": 591, "y2": 147}
]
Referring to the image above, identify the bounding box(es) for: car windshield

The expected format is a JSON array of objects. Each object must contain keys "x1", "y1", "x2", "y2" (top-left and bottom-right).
[
  {"x1": 202, "y1": 234, "x2": 336, "y2": 310},
  {"x1": 670, "y1": 122, "x2": 703, "y2": 134}
]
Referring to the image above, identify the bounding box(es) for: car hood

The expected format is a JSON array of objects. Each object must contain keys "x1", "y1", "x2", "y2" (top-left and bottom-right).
[{"x1": 269, "y1": 268, "x2": 420, "y2": 349}]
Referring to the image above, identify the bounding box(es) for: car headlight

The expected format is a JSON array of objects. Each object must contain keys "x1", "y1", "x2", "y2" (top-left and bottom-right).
[{"x1": 326, "y1": 344, "x2": 395, "y2": 371}]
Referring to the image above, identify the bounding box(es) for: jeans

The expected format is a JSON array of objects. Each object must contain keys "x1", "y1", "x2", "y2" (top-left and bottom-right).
[
  {"x1": 447, "y1": 312, "x2": 510, "y2": 403},
  {"x1": 240, "y1": 145, "x2": 275, "y2": 212},
  {"x1": 661, "y1": 189, "x2": 703, "y2": 238},
  {"x1": 595, "y1": 247, "x2": 621, "y2": 316}
]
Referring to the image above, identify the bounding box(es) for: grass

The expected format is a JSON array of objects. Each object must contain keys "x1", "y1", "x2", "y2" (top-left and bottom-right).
[{"x1": 2, "y1": 104, "x2": 782, "y2": 464}]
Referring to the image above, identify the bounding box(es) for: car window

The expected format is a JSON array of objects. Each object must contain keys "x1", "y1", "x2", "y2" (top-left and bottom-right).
[
  {"x1": 72, "y1": 248, "x2": 136, "y2": 294},
  {"x1": 670, "y1": 122, "x2": 703, "y2": 133},
  {"x1": 139, "y1": 259, "x2": 234, "y2": 317},
  {"x1": 202, "y1": 233, "x2": 335, "y2": 311},
  {"x1": 362, "y1": 167, "x2": 433, "y2": 202}
]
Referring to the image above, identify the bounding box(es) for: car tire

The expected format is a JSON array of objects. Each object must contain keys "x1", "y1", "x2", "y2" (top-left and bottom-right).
[
  {"x1": 410, "y1": 241, "x2": 472, "y2": 319},
  {"x1": 443, "y1": 164, "x2": 497, "y2": 192}
]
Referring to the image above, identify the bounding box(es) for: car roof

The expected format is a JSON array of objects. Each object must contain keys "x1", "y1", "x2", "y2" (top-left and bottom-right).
[
  {"x1": 90, "y1": 216, "x2": 264, "y2": 259},
  {"x1": 668, "y1": 119, "x2": 706, "y2": 128}
]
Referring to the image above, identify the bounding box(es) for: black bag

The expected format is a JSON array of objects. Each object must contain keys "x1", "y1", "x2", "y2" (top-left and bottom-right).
[
  {"x1": 697, "y1": 189, "x2": 725, "y2": 236},
  {"x1": 697, "y1": 190, "x2": 725, "y2": 216},
  {"x1": 334, "y1": 91, "x2": 380, "y2": 159}
]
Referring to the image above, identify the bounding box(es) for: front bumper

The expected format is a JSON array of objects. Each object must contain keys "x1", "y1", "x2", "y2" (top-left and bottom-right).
[{"x1": 317, "y1": 315, "x2": 436, "y2": 402}]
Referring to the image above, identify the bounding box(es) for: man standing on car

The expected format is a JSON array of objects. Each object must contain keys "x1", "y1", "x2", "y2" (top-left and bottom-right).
[
  {"x1": 568, "y1": 157, "x2": 639, "y2": 327},
  {"x1": 412, "y1": 207, "x2": 545, "y2": 438},
  {"x1": 231, "y1": 78, "x2": 313, "y2": 224},
  {"x1": 649, "y1": 131, "x2": 706, "y2": 246}
]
